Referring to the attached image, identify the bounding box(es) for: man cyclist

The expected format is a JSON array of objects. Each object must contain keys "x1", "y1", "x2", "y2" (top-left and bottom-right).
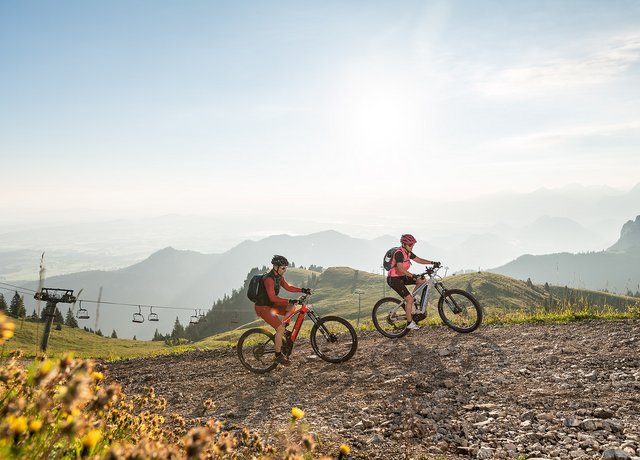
[
  {"x1": 387, "y1": 234, "x2": 440, "y2": 330},
  {"x1": 254, "y1": 255, "x2": 311, "y2": 366}
]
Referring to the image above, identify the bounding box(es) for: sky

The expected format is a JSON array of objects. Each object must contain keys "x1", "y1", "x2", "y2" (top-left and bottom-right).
[{"x1": 1, "y1": 0, "x2": 639, "y2": 225}]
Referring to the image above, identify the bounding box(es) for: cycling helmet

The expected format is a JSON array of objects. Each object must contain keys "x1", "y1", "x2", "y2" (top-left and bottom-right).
[
  {"x1": 400, "y1": 234, "x2": 417, "y2": 245},
  {"x1": 271, "y1": 255, "x2": 289, "y2": 266}
]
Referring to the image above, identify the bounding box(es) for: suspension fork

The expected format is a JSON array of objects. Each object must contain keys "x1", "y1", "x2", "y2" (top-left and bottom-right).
[{"x1": 307, "y1": 309, "x2": 334, "y2": 340}]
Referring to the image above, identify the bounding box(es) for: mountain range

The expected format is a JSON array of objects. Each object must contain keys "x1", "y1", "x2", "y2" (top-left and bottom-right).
[
  {"x1": 490, "y1": 215, "x2": 640, "y2": 293},
  {"x1": 2, "y1": 183, "x2": 639, "y2": 281},
  {"x1": 10, "y1": 214, "x2": 638, "y2": 340}
]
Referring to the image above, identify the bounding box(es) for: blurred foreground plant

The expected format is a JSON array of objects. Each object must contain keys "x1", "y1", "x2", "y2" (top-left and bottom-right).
[{"x1": 1, "y1": 312, "x2": 347, "y2": 459}]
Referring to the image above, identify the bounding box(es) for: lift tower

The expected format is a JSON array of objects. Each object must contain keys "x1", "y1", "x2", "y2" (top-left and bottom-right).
[{"x1": 34, "y1": 288, "x2": 76, "y2": 352}]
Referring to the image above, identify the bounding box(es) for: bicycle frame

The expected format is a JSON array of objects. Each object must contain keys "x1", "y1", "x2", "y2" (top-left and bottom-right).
[
  {"x1": 396, "y1": 267, "x2": 448, "y2": 314},
  {"x1": 280, "y1": 297, "x2": 323, "y2": 343}
]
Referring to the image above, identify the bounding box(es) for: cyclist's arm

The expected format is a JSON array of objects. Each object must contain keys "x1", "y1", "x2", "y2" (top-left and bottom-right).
[
  {"x1": 413, "y1": 255, "x2": 437, "y2": 265},
  {"x1": 263, "y1": 277, "x2": 290, "y2": 308},
  {"x1": 281, "y1": 278, "x2": 303, "y2": 293}
]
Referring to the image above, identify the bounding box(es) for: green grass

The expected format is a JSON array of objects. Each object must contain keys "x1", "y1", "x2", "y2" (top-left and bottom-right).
[{"x1": 2, "y1": 319, "x2": 203, "y2": 360}]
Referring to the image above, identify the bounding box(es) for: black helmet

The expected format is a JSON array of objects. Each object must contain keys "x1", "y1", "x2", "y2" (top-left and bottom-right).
[{"x1": 271, "y1": 255, "x2": 289, "y2": 267}]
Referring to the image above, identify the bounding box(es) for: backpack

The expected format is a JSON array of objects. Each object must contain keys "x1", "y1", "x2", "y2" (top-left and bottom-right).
[
  {"x1": 247, "y1": 274, "x2": 264, "y2": 303},
  {"x1": 383, "y1": 247, "x2": 400, "y2": 271}
]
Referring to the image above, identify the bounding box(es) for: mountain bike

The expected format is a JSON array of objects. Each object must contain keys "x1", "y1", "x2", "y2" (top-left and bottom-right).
[
  {"x1": 237, "y1": 294, "x2": 358, "y2": 373},
  {"x1": 372, "y1": 265, "x2": 482, "y2": 338}
]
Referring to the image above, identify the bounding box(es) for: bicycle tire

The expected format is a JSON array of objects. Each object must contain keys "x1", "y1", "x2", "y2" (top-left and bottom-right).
[
  {"x1": 437, "y1": 289, "x2": 483, "y2": 333},
  {"x1": 310, "y1": 316, "x2": 358, "y2": 363},
  {"x1": 372, "y1": 297, "x2": 410, "y2": 338},
  {"x1": 237, "y1": 328, "x2": 278, "y2": 374}
]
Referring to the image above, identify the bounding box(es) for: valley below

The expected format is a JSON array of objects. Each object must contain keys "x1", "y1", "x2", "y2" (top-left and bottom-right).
[{"x1": 105, "y1": 319, "x2": 640, "y2": 459}]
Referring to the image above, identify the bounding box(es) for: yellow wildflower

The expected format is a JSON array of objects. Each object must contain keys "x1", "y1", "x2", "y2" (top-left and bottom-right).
[
  {"x1": 340, "y1": 444, "x2": 351, "y2": 454},
  {"x1": 9, "y1": 415, "x2": 28, "y2": 434},
  {"x1": 91, "y1": 371, "x2": 104, "y2": 381},
  {"x1": 0, "y1": 315, "x2": 15, "y2": 342},
  {"x1": 39, "y1": 359, "x2": 53, "y2": 375},
  {"x1": 29, "y1": 420, "x2": 43, "y2": 433},
  {"x1": 81, "y1": 429, "x2": 102, "y2": 448},
  {"x1": 291, "y1": 407, "x2": 305, "y2": 419}
]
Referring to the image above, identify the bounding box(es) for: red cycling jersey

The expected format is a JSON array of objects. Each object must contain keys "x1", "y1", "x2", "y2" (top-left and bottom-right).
[{"x1": 261, "y1": 275, "x2": 302, "y2": 308}]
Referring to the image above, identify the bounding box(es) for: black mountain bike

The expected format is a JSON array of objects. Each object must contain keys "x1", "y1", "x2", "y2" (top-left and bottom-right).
[{"x1": 372, "y1": 265, "x2": 483, "y2": 338}]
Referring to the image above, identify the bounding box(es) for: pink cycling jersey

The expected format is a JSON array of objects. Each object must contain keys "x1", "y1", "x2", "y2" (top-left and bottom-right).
[{"x1": 388, "y1": 247, "x2": 413, "y2": 277}]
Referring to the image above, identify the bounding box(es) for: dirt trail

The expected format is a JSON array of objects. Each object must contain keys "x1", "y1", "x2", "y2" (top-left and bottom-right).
[{"x1": 106, "y1": 320, "x2": 640, "y2": 459}]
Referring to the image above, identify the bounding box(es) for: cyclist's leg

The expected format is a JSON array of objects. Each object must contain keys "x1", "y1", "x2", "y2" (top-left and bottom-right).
[
  {"x1": 403, "y1": 276, "x2": 417, "y2": 321},
  {"x1": 255, "y1": 306, "x2": 285, "y2": 352},
  {"x1": 388, "y1": 276, "x2": 415, "y2": 322},
  {"x1": 411, "y1": 276, "x2": 425, "y2": 294}
]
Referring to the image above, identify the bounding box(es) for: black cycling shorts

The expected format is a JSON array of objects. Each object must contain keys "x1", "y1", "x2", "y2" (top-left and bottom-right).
[{"x1": 387, "y1": 275, "x2": 416, "y2": 298}]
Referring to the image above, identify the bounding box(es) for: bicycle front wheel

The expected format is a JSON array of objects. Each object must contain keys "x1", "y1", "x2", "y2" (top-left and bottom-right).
[
  {"x1": 437, "y1": 289, "x2": 483, "y2": 333},
  {"x1": 372, "y1": 297, "x2": 409, "y2": 338},
  {"x1": 310, "y1": 316, "x2": 358, "y2": 363},
  {"x1": 237, "y1": 328, "x2": 278, "y2": 374}
]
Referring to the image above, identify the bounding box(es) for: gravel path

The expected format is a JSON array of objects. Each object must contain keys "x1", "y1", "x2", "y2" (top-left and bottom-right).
[{"x1": 106, "y1": 320, "x2": 640, "y2": 459}]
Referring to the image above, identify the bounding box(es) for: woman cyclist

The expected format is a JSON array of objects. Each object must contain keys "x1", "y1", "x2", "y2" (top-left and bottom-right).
[
  {"x1": 387, "y1": 234, "x2": 440, "y2": 330},
  {"x1": 254, "y1": 255, "x2": 311, "y2": 366}
]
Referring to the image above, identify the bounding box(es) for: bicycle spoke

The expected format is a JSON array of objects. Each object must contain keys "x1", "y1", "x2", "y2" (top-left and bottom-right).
[
  {"x1": 310, "y1": 317, "x2": 358, "y2": 363},
  {"x1": 237, "y1": 328, "x2": 278, "y2": 373}
]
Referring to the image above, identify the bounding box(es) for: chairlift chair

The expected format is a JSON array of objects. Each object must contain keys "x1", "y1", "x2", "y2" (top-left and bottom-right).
[
  {"x1": 189, "y1": 309, "x2": 199, "y2": 325},
  {"x1": 148, "y1": 307, "x2": 159, "y2": 322},
  {"x1": 198, "y1": 309, "x2": 205, "y2": 323},
  {"x1": 132, "y1": 305, "x2": 144, "y2": 323},
  {"x1": 230, "y1": 311, "x2": 239, "y2": 325},
  {"x1": 76, "y1": 301, "x2": 90, "y2": 320}
]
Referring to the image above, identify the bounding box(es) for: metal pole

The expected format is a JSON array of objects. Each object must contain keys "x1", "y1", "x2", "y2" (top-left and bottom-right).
[
  {"x1": 357, "y1": 293, "x2": 361, "y2": 327},
  {"x1": 40, "y1": 300, "x2": 56, "y2": 352}
]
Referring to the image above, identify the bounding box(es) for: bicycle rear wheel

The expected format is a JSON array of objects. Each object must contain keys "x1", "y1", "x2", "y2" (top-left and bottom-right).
[
  {"x1": 310, "y1": 316, "x2": 358, "y2": 363},
  {"x1": 237, "y1": 328, "x2": 278, "y2": 373},
  {"x1": 372, "y1": 297, "x2": 409, "y2": 338},
  {"x1": 437, "y1": 289, "x2": 483, "y2": 333}
]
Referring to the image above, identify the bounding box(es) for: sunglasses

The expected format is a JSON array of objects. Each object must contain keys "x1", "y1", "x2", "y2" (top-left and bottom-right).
[{"x1": 278, "y1": 266, "x2": 287, "y2": 271}]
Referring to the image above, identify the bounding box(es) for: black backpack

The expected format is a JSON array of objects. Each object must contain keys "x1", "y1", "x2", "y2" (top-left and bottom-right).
[
  {"x1": 383, "y1": 247, "x2": 400, "y2": 271},
  {"x1": 247, "y1": 274, "x2": 264, "y2": 302}
]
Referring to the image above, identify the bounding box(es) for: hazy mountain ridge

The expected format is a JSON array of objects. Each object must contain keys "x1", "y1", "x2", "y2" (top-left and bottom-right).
[
  {"x1": 2, "y1": 184, "x2": 638, "y2": 281},
  {"x1": 491, "y1": 215, "x2": 640, "y2": 293},
  {"x1": 608, "y1": 215, "x2": 640, "y2": 252}
]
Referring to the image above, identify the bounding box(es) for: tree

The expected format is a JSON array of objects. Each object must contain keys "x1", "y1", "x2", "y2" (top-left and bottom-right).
[
  {"x1": 526, "y1": 278, "x2": 534, "y2": 288},
  {"x1": 153, "y1": 328, "x2": 164, "y2": 341},
  {"x1": 95, "y1": 329, "x2": 103, "y2": 337},
  {"x1": 65, "y1": 308, "x2": 79, "y2": 328},
  {"x1": 171, "y1": 317, "x2": 185, "y2": 340},
  {"x1": 0, "y1": 293, "x2": 7, "y2": 312},
  {"x1": 54, "y1": 307, "x2": 64, "y2": 325},
  {"x1": 110, "y1": 330, "x2": 118, "y2": 339},
  {"x1": 9, "y1": 292, "x2": 26, "y2": 318}
]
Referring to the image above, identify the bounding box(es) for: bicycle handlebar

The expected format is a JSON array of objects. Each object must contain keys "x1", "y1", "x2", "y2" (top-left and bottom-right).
[{"x1": 416, "y1": 263, "x2": 445, "y2": 278}]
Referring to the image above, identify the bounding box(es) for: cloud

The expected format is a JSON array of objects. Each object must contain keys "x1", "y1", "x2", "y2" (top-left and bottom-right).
[
  {"x1": 492, "y1": 120, "x2": 640, "y2": 150},
  {"x1": 475, "y1": 34, "x2": 640, "y2": 99}
]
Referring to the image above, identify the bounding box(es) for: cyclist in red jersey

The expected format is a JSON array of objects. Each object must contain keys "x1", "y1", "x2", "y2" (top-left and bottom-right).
[
  {"x1": 254, "y1": 255, "x2": 311, "y2": 366},
  {"x1": 387, "y1": 234, "x2": 440, "y2": 330}
]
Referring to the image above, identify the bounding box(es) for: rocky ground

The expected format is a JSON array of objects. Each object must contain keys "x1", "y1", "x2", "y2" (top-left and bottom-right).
[{"x1": 105, "y1": 320, "x2": 640, "y2": 459}]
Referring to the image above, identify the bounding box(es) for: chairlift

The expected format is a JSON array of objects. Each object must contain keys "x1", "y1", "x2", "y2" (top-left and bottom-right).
[
  {"x1": 230, "y1": 311, "x2": 239, "y2": 325},
  {"x1": 76, "y1": 301, "x2": 90, "y2": 320},
  {"x1": 198, "y1": 309, "x2": 205, "y2": 322},
  {"x1": 148, "y1": 307, "x2": 159, "y2": 322},
  {"x1": 132, "y1": 305, "x2": 144, "y2": 323},
  {"x1": 189, "y1": 309, "x2": 199, "y2": 325}
]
